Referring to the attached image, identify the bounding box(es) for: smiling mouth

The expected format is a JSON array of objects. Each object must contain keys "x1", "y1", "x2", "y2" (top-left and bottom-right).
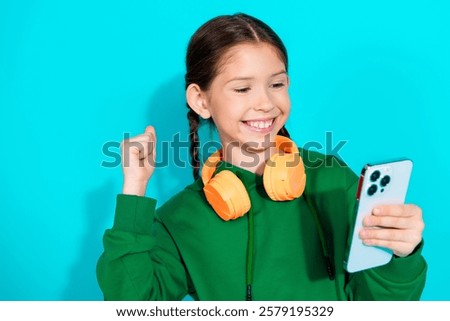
[{"x1": 242, "y1": 118, "x2": 275, "y2": 129}]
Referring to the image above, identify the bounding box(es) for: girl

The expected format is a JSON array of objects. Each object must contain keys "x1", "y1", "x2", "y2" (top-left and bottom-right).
[{"x1": 97, "y1": 13, "x2": 426, "y2": 300}]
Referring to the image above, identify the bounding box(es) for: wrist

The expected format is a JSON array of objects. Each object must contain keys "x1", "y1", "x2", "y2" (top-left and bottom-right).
[{"x1": 122, "y1": 179, "x2": 148, "y2": 196}]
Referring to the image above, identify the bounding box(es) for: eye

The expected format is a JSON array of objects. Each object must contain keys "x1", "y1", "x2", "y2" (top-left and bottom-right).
[
  {"x1": 271, "y1": 82, "x2": 286, "y2": 89},
  {"x1": 234, "y1": 87, "x2": 251, "y2": 93}
]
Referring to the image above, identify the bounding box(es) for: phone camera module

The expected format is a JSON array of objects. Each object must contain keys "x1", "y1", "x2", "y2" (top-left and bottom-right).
[
  {"x1": 367, "y1": 184, "x2": 377, "y2": 196},
  {"x1": 380, "y1": 175, "x2": 391, "y2": 187},
  {"x1": 370, "y1": 170, "x2": 381, "y2": 182}
]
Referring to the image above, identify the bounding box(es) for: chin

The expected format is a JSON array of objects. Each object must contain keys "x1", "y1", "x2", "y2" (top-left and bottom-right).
[{"x1": 241, "y1": 132, "x2": 280, "y2": 150}]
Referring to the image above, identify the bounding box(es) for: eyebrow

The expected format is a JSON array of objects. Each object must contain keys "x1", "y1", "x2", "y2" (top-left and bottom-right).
[{"x1": 225, "y1": 70, "x2": 287, "y2": 84}]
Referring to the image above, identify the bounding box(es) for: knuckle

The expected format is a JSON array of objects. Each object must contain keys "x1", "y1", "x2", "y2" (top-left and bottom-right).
[
  {"x1": 418, "y1": 221, "x2": 425, "y2": 232},
  {"x1": 409, "y1": 233, "x2": 421, "y2": 245},
  {"x1": 399, "y1": 247, "x2": 410, "y2": 256},
  {"x1": 412, "y1": 204, "x2": 422, "y2": 216},
  {"x1": 414, "y1": 235, "x2": 422, "y2": 245}
]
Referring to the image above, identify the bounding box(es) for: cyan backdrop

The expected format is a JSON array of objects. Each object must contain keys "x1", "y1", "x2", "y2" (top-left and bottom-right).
[{"x1": 1, "y1": 0, "x2": 448, "y2": 300}]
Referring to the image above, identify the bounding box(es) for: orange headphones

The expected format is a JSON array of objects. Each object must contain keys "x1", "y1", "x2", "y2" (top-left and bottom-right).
[{"x1": 201, "y1": 135, "x2": 307, "y2": 221}]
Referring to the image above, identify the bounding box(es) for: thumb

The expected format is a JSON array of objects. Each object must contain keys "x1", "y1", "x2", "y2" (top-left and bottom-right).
[
  {"x1": 145, "y1": 125, "x2": 156, "y2": 139},
  {"x1": 145, "y1": 125, "x2": 154, "y2": 133}
]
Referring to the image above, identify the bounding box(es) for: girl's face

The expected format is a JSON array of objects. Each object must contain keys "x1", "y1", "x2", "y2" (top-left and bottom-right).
[{"x1": 203, "y1": 43, "x2": 290, "y2": 150}]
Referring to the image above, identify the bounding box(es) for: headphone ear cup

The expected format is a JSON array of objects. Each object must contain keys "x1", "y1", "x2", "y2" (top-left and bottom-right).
[
  {"x1": 264, "y1": 153, "x2": 306, "y2": 201},
  {"x1": 203, "y1": 170, "x2": 251, "y2": 221}
]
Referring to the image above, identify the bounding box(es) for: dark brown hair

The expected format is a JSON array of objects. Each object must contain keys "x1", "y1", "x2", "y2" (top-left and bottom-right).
[{"x1": 185, "y1": 13, "x2": 291, "y2": 180}]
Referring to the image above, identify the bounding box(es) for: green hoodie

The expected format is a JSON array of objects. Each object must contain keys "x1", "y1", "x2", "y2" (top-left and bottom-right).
[{"x1": 96, "y1": 150, "x2": 427, "y2": 300}]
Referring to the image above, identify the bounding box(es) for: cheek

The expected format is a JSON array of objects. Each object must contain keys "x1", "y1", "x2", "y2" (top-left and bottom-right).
[
  {"x1": 276, "y1": 92, "x2": 291, "y2": 112},
  {"x1": 212, "y1": 96, "x2": 244, "y2": 118},
  {"x1": 208, "y1": 104, "x2": 238, "y2": 128}
]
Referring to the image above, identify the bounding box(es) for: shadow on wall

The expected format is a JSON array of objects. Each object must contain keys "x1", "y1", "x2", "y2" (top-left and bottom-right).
[
  {"x1": 145, "y1": 74, "x2": 193, "y2": 203},
  {"x1": 63, "y1": 74, "x2": 194, "y2": 300},
  {"x1": 63, "y1": 179, "x2": 116, "y2": 300}
]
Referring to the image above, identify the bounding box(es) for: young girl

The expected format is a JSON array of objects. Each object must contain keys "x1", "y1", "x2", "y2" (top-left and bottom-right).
[{"x1": 97, "y1": 13, "x2": 426, "y2": 300}]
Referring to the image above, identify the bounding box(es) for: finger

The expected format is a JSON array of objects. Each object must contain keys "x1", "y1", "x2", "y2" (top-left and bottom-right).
[
  {"x1": 121, "y1": 133, "x2": 156, "y2": 154},
  {"x1": 372, "y1": 204, "x2": 421, "y2": 217},
  {"x1": 363, "y1": 215, "x2": 416, "y2": 229},
  {"x1": 145, "y1": 125, "x2": 155, "y2": 134},
  {"x1": 145, "y1": 127, "x2": 157, "y2": 161},
  {"x1": 122, "y1": 139, "x2": 155, "y2": 160},
  {"x1": 359, "y1": 227, "x2": 422, "y2": 245},
  {"x1": 125, "y1": 133, "x2": 155, "y2": 143},
  {"x1": 145, "y1": 126, "x2": 157, "y2": 141},
  {"x1": 361, "y1": 239, "x2": 413, "y2": 257},
  {"x1": 138, "y1": 141, "x2": 155, "y2": 160}
]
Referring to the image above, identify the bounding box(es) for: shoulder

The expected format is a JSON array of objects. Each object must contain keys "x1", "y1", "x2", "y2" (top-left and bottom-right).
[
  {"x1": 300, "y1": 148, "x2": 358, "y2": 193},
  {"x1": 155, "y1": 178, "x2": 211, "y2": 223}
]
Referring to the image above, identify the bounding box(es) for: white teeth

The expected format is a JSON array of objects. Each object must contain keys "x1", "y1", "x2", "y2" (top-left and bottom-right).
[{"x1": 246, "y1": 119, "x2": 273, "y2": 129}]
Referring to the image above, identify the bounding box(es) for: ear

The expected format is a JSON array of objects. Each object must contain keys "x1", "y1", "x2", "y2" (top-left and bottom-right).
[{"x1": 186, "y1": 84, "x2": 211, "y2": 119}]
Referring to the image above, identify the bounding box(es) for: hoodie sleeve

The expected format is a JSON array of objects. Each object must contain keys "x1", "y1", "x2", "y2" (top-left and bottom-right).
[
  {"x1": 346, "y1": 241, "x2": 427, "y2": 300},
  {"x1": 96, "y1": 194, "x2": 189, "y2": 300}
]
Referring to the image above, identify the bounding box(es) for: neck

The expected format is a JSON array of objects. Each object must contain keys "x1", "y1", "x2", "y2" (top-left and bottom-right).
[{"x1": 221, "y1": 142, "x2": 279, "y2": 176}]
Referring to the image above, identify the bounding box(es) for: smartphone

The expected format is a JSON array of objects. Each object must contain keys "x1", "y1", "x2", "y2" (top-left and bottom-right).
[{"x1": 344, "y1": 159, "x2": 413, "y2": 273}]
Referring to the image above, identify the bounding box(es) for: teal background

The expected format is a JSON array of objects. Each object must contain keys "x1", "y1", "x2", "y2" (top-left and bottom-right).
[{"x1": 1, "y1": 0, "x2": 448, "y2": 300}]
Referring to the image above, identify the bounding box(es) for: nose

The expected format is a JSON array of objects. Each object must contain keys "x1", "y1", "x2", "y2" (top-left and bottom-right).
[{"x1": 254, "y1": 88, "x2": 275, "y2": 112}]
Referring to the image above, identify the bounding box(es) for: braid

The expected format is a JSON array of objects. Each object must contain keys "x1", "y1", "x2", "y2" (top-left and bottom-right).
[
  {"x1": 277, "y1": 126, "x2": 291, "y2": 138},
  {"x1": 187, "y1": 107, "x2": 201, "y2": 181}
]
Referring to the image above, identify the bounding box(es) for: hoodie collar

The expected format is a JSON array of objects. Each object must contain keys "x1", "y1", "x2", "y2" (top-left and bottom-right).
[{"x1": 214, "y1": 160, "x2": 264, "y2": 190}]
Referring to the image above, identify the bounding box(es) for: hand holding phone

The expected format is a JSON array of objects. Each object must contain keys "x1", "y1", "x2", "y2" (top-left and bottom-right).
[{"x1": 344, "y1": 159, "x2": 414, "y2": 273}]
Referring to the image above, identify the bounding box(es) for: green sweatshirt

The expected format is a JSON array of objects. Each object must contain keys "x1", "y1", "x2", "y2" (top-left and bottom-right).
[{"x1": 96, "y1": 150, "x2": 427, "y2": 300}]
